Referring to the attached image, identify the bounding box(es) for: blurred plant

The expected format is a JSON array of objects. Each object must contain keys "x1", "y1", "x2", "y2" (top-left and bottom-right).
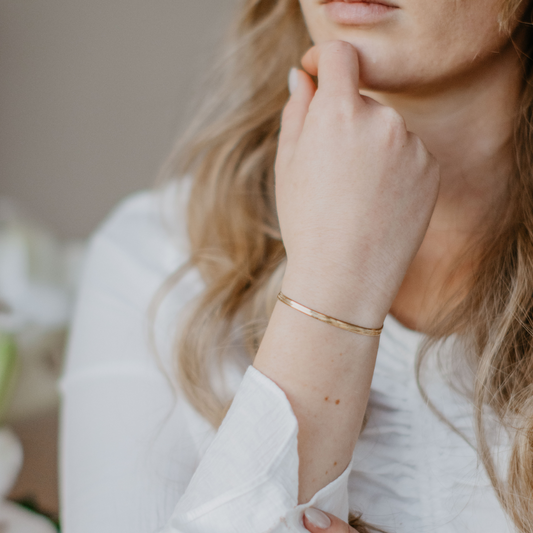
[
  {"x1": 0, "y1": 197, "x2": 85, "y2": 532},
  {"x1": 0, "y1": 197, "x2": 85, "y2": 421},
  {"x1": 0, "y1": 332, "x2": 16, "y2": 421}
]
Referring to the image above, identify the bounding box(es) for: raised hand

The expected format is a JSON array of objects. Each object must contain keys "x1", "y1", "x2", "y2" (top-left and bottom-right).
[{"x1": 277, "y1": 40, "x2": 440, "y2": 326}]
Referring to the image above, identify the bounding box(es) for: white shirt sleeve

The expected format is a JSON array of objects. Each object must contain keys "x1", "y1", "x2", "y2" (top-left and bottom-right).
[
  {"x1": 59, "y1": 180, "x2": 354, "y2": 533},
  {"x1": 164, "y1": 365, "x2": 354, "y2": 533}
]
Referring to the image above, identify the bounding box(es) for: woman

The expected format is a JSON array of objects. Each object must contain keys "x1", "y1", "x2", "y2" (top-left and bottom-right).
[{"x1": 60, "y1": 0, "x2": 533, "y2": 532}]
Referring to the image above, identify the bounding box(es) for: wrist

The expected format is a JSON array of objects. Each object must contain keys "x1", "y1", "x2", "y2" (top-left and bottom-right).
[{"x1": 281, "y1": 262, "x2": 389, "y2": 330}]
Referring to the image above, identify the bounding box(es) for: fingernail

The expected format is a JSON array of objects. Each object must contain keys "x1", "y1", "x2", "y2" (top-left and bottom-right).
[
  {"x1": 288, "y1": 67, "x2": 298, "y2": 95},
  {"x1": 304, "y1": 507, "x2": 331, "y2": 529}
]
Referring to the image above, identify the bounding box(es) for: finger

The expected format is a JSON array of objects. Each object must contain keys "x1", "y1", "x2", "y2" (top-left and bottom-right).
[
  {"x1": 301, "y1": 41, "x2": 364, "y2": 104},
  {"x1": 276, "y1": 68, "x2": 317, "y2": 170},
  {"x1": 303, "y1": 508, "x2": 358, "y2": 532}
]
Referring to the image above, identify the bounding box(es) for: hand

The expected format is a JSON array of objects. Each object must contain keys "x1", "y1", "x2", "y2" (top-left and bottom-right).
[
  {"x1": 303, "y1": 508, "x2": 360, "y2": 532},
  {"x1": 276, "y1": 41, "x2": 439, "y2": 324}
]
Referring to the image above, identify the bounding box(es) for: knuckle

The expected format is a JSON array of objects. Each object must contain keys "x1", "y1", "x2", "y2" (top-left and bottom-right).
[
  {"x1": 376, "y1": 107, "x2": 407, "y2": 146},
  {"x1": 379, "y1": 106, "x2": 406, "y2": 131},
  {"x1": 412, "y1": 139, "x2": 440, "y2": 188},
  {"x1": 377, "y1": 107, "x2": 408, "y2": 148},
  {"x1": 408, "y1": 132, "x2": 426, "y2": 153},
  {"x1": 412, "y1": 135, "x2": 437, "y2": 169}
]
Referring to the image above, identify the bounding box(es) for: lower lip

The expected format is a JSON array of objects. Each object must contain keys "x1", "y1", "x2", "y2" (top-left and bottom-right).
[{"x1": 324, "y1": 1, "x2": 397, "y2": 25}]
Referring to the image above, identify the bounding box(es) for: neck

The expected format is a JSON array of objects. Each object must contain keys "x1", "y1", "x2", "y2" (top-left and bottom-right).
[{"x1": 365, "y1": 44, "x2": 523, "y2": 332}]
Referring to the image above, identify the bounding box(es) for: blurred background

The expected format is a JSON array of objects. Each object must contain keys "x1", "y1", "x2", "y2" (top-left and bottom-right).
[{"x1": 0, "y1": 0, "x2": 236, "y2": 529}]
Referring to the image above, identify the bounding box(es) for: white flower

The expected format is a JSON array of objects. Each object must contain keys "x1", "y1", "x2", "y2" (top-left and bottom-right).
[
  {"x1": 0, "y1": 197, "x2": 85, "y2": 332},
  {"x1": 0, "y1": 197, "x2": 86, "y2": 420}
]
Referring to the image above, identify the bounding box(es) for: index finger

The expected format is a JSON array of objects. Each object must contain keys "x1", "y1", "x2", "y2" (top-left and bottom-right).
[{"x1": 301, "y1": 41, "x2": 364, "y2": 103}]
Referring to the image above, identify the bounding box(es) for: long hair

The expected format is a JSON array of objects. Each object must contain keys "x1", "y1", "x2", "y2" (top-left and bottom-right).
[{"x1": 155, "y1": 1, "x2": 533, "y2": 530}]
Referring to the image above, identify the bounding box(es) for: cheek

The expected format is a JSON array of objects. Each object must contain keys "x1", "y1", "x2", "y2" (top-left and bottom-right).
[
  {"x1": 411, "y1": 5, "x2": 506, "y2": 78},
  {"x1": 298, "y1": 0, "x2": 324, "y2": 42},
  {"x1": 405, "y1": 0, "x2": 506, "y2": 59}
]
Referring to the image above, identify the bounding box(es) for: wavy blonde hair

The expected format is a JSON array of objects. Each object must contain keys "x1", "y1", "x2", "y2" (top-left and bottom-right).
[{"x1": 155, "y1": 0, "x2": 533, "y2": 530}]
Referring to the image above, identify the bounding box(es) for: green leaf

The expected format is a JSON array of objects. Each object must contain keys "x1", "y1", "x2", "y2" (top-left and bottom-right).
[{"x1": 0, "y1": 332, "x2": 18, "y2": 417}]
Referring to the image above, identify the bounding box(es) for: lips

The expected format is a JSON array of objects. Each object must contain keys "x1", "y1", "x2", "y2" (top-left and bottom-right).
[
  {"x1": 321, "y1": 0, "x2": 399, "y2": 25},
  {"x1": 322, "y1": 0, "x2": 398, "y2": 8}
]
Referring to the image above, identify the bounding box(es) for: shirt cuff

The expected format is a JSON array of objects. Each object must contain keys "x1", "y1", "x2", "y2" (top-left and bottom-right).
[{"x1": 164, "y1": 365, "x2": 354, "y2": 532}]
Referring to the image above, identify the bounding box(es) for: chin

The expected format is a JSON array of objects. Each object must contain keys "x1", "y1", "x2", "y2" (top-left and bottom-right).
[
  {"x1": 309, "y1": 32, "x2": 417, "y2": 92},
  {"x1": 335, "y1": 39, "x2": 466, "y2": 96},
  {"x1": 357, "y1": 63, "x2": 402, "y2": 93},
  {"x1": 339, "y1": 43, "x2": 417, "y2": 93}
]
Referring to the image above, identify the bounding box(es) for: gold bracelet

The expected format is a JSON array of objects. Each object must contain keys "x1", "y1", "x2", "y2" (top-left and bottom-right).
[{"x1": 277, "y1": 291, "x2": 383, "y2": 337}]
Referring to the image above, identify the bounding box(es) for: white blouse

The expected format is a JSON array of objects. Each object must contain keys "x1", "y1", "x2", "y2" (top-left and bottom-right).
[{"x1": 59, "y1": 177, "x2": 514, "y2": 533}]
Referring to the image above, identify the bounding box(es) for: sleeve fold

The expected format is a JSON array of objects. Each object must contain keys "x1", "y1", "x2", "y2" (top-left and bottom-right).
[{"x1": 163, "y1": 365, "x2": 353, "y2": 533}]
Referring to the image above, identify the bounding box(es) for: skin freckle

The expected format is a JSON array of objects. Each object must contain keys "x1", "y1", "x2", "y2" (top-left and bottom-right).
[
  {"x1": 335, "y1": 399, "x2": 340, "y2": 405},
  {"x1": 334, "y1": 462, "x2": 337, "y2": 466},
  {"x1": 325, "y1": 396, "x2": 329, "y2": 401}
]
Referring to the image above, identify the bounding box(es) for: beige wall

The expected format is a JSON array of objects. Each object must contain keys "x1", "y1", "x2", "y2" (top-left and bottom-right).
[{"x1": 0, "y1": 0, "x2": 236, "y2": 239}]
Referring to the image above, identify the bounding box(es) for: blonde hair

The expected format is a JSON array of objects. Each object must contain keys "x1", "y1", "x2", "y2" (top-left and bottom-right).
[{"x1": 156, "y1": 0, "x2": 533, "y2": 530}]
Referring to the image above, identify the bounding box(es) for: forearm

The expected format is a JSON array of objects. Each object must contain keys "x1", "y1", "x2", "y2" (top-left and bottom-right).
[
  {"x1": 253, "y1": 268, "x2": 383, "y2": 505},
  {"x1": 257, "y1": 39, "x2": 438, "y2": 509}
]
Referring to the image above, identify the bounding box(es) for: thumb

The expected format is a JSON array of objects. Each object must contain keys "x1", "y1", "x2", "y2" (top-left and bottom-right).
[
  {"x1": 303, "y1": 507, "x2": 359, "y2": 533},
  {"x1": 276, "y1": 68, "x2": 316, "y2": 172}
]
